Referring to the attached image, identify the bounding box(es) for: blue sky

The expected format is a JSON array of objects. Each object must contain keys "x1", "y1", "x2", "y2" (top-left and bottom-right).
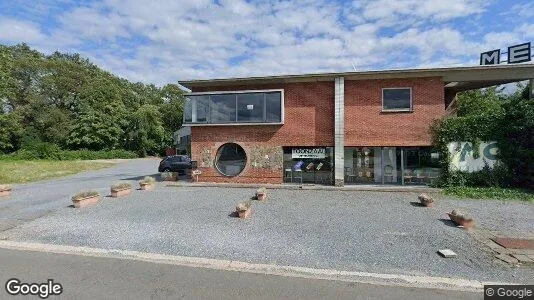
[{"x1": 0, "y1": 0, "x2": 533, "y2": 85}]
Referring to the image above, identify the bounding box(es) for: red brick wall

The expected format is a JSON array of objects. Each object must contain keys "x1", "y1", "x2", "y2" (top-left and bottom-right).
[
  {"x1": 190, "y1": 81, "x2": 334, "y2": 183},
  {"x1": 344, "y1": 77, "x2": 445, "y2": 147},
  {"x1": 189, "y1": 77, "x2": 445, "y2": 183}
]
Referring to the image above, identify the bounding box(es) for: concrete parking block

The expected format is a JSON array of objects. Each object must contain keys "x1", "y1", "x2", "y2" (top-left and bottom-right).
[{"x1": 437, "y1": 249, "x2": 457, "y2": 258}]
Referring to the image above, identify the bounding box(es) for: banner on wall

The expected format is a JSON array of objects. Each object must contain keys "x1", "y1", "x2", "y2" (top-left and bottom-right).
[
  {"x1": 292, "y1": 148, "x2": 326, "y2": 159},
  {"x1": 448, "y1": 141, "x2": 499, "y2": 172}
]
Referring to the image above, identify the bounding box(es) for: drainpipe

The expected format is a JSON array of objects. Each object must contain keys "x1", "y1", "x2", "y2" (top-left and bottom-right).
[{"x1": 334, "y1": 77, "x2": 345, "y2": 186}]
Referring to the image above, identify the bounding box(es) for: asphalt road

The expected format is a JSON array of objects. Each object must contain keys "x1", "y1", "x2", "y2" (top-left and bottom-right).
[
  {"x1": 0, "y1": 158, "x2": 160, "y2": 232},
  {"x1": 0, "y1": 248, "x2": 479, "y2": 300}
]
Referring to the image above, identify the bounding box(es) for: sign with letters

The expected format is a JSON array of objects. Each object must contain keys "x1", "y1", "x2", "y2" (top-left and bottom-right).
[
  {"x1": 291, "y1": 148, "x2": 326, "y2": 159},
  {"x1": 448, "y1": 141, "x2": 499, "y2": 172},
  {"x1": 508, "y1": 42, "x2": 531, "y2": 64},
  {"x1": 480, "y1": 49, "x2": 500, "y2": 65},
  {"x1": 480, "y1": 42, "x2": 531, "y2": 65}
]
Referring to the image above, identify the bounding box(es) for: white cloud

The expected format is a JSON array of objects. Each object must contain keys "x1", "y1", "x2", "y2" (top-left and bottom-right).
[
  {"x1": 0, "y1": 19, "x2": 44, "y2": 43},
  {"x1": 1, "y1": 0, "x2": 531, "y2": 85}
]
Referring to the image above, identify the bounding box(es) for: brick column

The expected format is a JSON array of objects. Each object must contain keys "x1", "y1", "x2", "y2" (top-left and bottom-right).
[{"x1": 334, "y1": 77, "x2": 345, "y2": 186}]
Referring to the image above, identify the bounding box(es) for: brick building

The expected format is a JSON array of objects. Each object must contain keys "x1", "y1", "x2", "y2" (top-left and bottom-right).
[{"x1": 178, "y1": 64, "x2": 534, "y2": 186}]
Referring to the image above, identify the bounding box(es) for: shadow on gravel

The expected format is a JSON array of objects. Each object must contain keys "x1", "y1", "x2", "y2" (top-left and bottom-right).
[
  {"x1": 438, "y1": 218, "x2": 457, "y2": 227},
  {"x1": 122, "y1": 174, "x2": 163, "y2": 182},
  {"x1": 228, "y1": 211, "x2": 239, "y2": 218},
  {"x1": 409, "y1": 202, "x2": 424, "y2": 207}
]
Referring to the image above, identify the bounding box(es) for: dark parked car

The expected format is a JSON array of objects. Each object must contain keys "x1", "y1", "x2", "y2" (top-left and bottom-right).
[{"x1": 158, "y1": 155, "x2": 192, "y2": 174}]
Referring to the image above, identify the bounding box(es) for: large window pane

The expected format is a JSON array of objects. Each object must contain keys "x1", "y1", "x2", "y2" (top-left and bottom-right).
[
  {"x1": 184, "y1": 97, "x2": 193, "y2": 123},
  {"x1": 266, "y1": 92, "x2": 282, "y2": 122},
  {"x1": 210, "y1": 94, "x2": 236, "y2": 123},
  {"x1": 237, "y1": 93, "x2": 264, "y2": 122},
  {"x1": 183, "y1": 91, "x2": 282, "y2": 124},
  {"x1": 383, "y1": 88, "x2": 411, "y2": 110},
  {"x1": 402, "y1": 147, "x2": 441, "y2": 185},
  {"x1": 195, "y1": 95, "x2": 210, "y2": 123}
]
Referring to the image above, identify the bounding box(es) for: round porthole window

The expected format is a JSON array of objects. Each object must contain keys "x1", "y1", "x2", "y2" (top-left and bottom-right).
[{"x1": 215, "y1": 143, "x2": 247, "y2": 177}]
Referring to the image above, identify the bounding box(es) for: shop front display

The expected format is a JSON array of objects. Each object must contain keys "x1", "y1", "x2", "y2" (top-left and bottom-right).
[{"x1": 283, "y1": 147, "x2": 334, "y2": 185}]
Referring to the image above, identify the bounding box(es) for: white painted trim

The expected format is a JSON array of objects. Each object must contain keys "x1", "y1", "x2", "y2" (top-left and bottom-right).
[
  {"x1": 187, "y1": 89, "x2": 283, "y2": 95},
  {"x1": 183, "y1": 122, "x2": 283, "y2": 126},
  {"x1": 381, "y1": 87, "x2": 413, "y2": 111}
]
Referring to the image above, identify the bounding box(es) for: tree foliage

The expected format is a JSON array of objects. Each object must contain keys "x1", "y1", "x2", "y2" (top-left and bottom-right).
[
  {"x1": 432, "y1": 83, "x2": 534, "y2": 189},
  {"x1": 0, "y1": 43, "x2": 185, "y2": 156}
]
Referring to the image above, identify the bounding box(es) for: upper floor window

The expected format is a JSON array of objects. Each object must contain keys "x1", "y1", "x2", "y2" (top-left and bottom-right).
[
  {"x1": 184, "y1": 90, "x2": 283, "y2": 125},
  {"x1": 382, "y1": 88, "x2": 412, "y2": 111}
]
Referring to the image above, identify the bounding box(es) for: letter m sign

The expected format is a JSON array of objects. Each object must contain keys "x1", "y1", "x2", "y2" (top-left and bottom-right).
[{"x1": 480, "y1": 49, "x2": 500, "y2": 65}]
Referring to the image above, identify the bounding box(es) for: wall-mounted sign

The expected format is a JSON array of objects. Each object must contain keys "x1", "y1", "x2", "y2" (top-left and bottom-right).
[
  {"x1": 480, "y1": 42, "x2": 531, "y2": 65},
  {"x1": 292, "y1": 148, "x2": 326, "y2": 159},
  {"x1": 448, "y1": 141, "x2": 499, "y2": 172}
]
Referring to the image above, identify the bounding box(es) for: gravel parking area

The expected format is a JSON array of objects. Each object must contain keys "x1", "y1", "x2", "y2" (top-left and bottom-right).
[
  {"x1": 2, "y1": 185, "x2": 533, "y2": 283},
  {"x1": 0, "y1": 158, "x2": 160, "y2": 232}
]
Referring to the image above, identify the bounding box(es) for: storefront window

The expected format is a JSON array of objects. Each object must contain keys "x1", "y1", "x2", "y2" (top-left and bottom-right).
[
  {"x1": 402, "y1": 147, "x2": 440, "y2": 185},
  {"x1": 344, "y1": 147, "x2": 440, "y2": 185},
  {"x1": 283, "y1": 147, "x2": 333, "y2": 184},
  {"x1": 215, "y1": 143, "x2": 247, "y2": 177}
]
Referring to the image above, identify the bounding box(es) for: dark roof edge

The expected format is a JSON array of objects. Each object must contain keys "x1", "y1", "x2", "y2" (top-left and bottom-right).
[{"x1": 178, "y1": 64, "x2": 534, "y2": 89}]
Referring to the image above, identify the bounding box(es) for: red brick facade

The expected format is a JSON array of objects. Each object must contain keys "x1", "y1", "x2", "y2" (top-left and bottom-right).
[
  {"x1": 189, "y1": 77, "x2": 445, "y2": 183},
  {"x1": 345, "y1": 77, "x2": 445, "y2": 146}
]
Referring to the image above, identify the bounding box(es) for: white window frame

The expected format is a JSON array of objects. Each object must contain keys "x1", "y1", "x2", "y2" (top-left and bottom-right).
[
  {"x1": 183, "y1": 89, "x2": 284, "y2": 126},
  {"x1": 381, "y1": 87, "x2": 413, "y2": 112}
]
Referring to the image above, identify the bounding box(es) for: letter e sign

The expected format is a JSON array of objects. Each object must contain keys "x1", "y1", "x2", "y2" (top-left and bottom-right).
[{"x1": 508, "y1": 42, "x2": 531, "y2": 64}]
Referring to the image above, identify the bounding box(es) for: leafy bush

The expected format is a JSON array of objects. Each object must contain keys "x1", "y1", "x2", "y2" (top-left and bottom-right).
[
  {"x1": 16, "y1": 142, "x2": 63, "y2": 160},
  {"x1": 0, "y1": 148, "x2": 138, "y2": 161},
  {"x1": 139, "y1": 176, "x2": 156, "y2": 185},
  {"x1": 0, "y1": 184, "x2": 12, "y2": 191},
  {"x1": 160, "y1": 171, "x2": 176, "y2": 181},
  {"x1": 236, "y1": 201, "x2": 251, "y2": 212},
  {"x1": 443, "y1": 186, "x2": 534, "y2": 201},
  {"x1": 72, "y1": 190, "x2": 99, "y2": 201},
  {"x1": 58, "y1": 149, "x2": 138, "y2": 160},
  {"x1": 431, "y1": 85, "x2": 533, "y2": 190},
  {"x1": 111, "y1": 182, "x2": 132, "y2": 191}
]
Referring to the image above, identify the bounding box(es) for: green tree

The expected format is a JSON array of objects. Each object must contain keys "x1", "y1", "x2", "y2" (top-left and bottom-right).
[
  {"x1": 126, "y1": 104, "x2": 168, "y2": 156},
  {"x1": 455, "y1": 87, "x2": 504, "y2": 117},
  {"x1": 160, "y1": 84, "x2": 185, "y2": 135},
  {"x1": 0, "y1": 113, "x2": 23, "y2": 153}
]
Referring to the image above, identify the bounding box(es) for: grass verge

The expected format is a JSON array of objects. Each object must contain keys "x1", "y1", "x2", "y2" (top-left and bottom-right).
[
  {"x1": 443, "y1": 186, "x2": 534, "y2": 202},
  {"x1": 0, "y1": 160, "x2": 114, "y2": 184}
]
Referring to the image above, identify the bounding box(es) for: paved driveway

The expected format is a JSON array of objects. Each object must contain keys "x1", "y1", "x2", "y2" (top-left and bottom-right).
[
  {"x1": 0, "y1": 158, "x2": 160, "y2": 231},
  {"x1": 1, "y1": 182, "x2": 533, "y2": 284}
]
